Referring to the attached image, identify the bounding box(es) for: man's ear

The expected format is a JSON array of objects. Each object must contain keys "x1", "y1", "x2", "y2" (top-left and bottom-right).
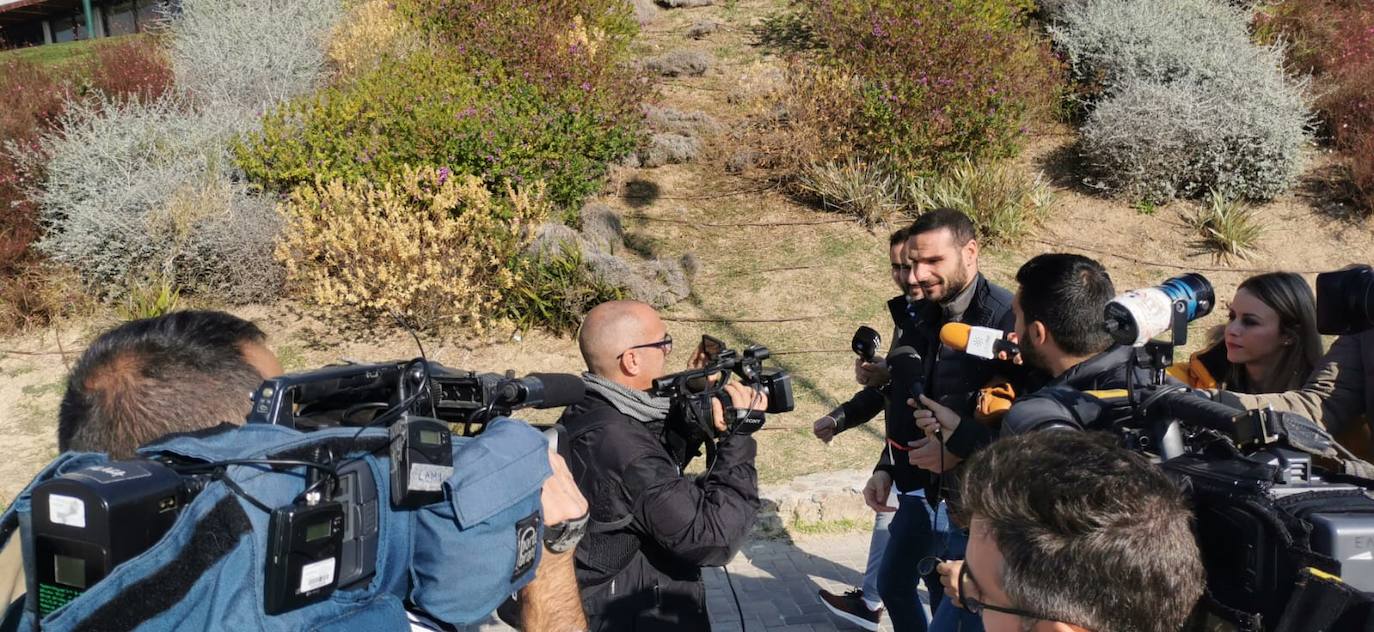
[
  {"x1": 1033, "y1": 622, "x2": 1089, "y2": 632},
  {"x1": 620, "y1": 350, "x2": 640, "y2": 378},
  {"x1": 1030, "y1": 321, "x2": 1049, "y2": 348},
  {"x1": 964, "y1": 238, "x2": 979, "y2": 264}
]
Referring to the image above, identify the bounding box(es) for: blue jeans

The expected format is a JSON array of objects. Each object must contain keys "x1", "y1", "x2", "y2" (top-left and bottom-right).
[
  {"x1": 928, "y1": 526, "x2": 984, "y2": 632},
  {"x1": 860, "y1": 495, "x2": 896, "y2": 601},
  {"x1": 877, "y1": 493, "x2": 949, "y2": 632}
]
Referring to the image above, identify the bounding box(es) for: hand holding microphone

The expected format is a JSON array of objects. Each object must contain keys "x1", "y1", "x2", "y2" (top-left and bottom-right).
[{"x1": 940, "y1": 322, "x2": 1021, "y2": 363}]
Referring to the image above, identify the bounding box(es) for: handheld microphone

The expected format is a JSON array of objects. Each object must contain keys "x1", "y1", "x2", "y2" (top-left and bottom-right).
[{"x1": 939, "y1": 323, "x2": 1019, "y2": 361}]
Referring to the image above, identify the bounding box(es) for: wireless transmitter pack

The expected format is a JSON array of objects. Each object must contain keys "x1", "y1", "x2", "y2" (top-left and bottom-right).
[
  {"x1": 264, "y1": 496, "x2": 346, "y2": 615},
  {"x1": 389, "y1": 416, "x2": 454, "y2": 507}
]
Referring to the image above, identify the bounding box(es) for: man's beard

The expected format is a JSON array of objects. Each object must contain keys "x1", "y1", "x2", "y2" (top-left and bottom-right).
[
  {"x1": 1019, "y1": 332, "x2": 1048, "y2": 373},
  {"x1": 926, "y1": 255, "x2": 971, "y2": 304}
]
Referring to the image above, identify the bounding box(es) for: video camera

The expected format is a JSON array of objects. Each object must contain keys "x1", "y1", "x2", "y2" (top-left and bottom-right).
[
  {"x1": 1316, "y1": 264, "x2": 1374, "y2": 335},
  {"x1": 1092, "y1": 272, "x2": 1374, "y2": 631},
  {"x1": 28, "y1": 361, "x2": 580, "y2": 622},
  {"x1": 649, "y1": 336, "x2": 795, "y2": 444}
]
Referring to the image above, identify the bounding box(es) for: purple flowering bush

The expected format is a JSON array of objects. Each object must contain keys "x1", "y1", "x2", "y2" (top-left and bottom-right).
[{"x1": 790, "y1": 0, "x2": 1063, "y2": 174}]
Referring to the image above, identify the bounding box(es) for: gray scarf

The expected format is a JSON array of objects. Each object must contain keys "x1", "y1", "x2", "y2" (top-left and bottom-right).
[{"x1": 582, "y1": 372, "x2": 672, "y2": 423}]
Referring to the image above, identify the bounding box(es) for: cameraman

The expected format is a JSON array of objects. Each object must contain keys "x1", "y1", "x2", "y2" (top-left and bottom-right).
[
  {"x1": 3, "y1": 311, "x2": 590, "y2": 632},
  {"x1": 915, "y1": 254, "x2": 1145, "y2": 444},
  {"x1": 939, "y1": 431, "x2": 1204, "y2": 632},
  {"x1": 986, "y1": 254, "x2": 1154, "y2": 434},
  {"x1": 558, "y1": 300, "x2": 766, "y2": 632}
]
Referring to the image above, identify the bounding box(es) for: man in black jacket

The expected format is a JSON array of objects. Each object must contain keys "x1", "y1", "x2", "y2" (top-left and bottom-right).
[
  {"x1": 1001, "y1": 253, "x2": 1158, "y2": 434},
  {"x1": 917, "y1": 254, "x2": 1154, "y2": 436},
  {"x1": 812, "y1": 225, "x2": 914, "y2": 630},
  {"x1": 823, "y1": 209, "x2": 1016, "y2": 632},
  {"x1": 558, "y1": 300, "x2": 766, "y2": 631}
]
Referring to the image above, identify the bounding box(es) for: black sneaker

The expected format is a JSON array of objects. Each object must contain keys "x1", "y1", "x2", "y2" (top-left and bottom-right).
[{"x1": 819, "y1": 588, "x2": 883, "y2": 631}]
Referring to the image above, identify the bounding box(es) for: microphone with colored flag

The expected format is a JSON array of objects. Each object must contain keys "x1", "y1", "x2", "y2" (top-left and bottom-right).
[{"x1": 940, "y1": 322, "x2": 1019, "y2": 361}]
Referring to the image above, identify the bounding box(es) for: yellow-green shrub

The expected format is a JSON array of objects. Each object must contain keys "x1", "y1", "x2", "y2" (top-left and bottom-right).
[
  {"x1": 327, "y1": 0, "x2": 420, "y2": 82},
  {"x1": 276, "y1": 166, "x2": 549, "y2": 330}
]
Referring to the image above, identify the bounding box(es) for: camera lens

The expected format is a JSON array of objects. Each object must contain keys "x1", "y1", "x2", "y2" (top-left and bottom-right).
[
  {"x1": 1158, "y1": 273, "x2": 1215, "y2": 322},
  {"x1": 1317, "y1": 265, "x2": 1374, "y2": 335}
]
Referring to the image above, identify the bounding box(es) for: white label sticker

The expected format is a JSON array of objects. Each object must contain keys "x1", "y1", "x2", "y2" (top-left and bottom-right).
[
  {"x1": 965, "y1": 326, "x2": 1000, "y2": 360},
  {"x1": 298, "y1": 557, "x2": 336, "y2": 594},
  {"x1": 48, "y1": 494, "x2": 86, "y2": 529},
  {"x1": 407, "y1": 463, "x2": 454, "y2": 492}
]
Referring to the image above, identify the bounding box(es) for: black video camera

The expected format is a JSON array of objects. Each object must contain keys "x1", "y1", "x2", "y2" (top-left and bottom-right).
[
  {"x1": 247, "y1": 360, "x2": 583, "y2": 435},
  {"x1": 649, "y1": 336, "x2": 795, "y2": 442},
  {"x1": 1317, "y1": 265, "x2": 1374, "y2": 335}
]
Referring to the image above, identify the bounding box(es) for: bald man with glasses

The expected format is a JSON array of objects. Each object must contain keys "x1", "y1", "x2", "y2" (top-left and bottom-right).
[{"x1": 556, "y1": 300, "x2": 768, "y2": 631}]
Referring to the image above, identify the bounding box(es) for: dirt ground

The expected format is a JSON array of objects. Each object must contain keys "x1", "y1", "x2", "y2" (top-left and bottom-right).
[{"x1": 3, "y1": 0, "x2": 1372, "y2": 506}]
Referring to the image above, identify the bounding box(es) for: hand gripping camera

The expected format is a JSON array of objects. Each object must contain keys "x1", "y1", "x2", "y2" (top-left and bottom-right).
[{"x1": 649, "y1": 337, "x2": 795, "y2": 442}]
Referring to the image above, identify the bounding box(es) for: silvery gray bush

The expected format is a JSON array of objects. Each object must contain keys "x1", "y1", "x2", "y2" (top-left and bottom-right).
[
  {"x1": 1080, "y1": 78, "x2": 1308, "y2": 202},
  {"x1": 35, "y1": 0, "x2": 344, "y2": 301},
  {"x1": 36, "y1": 98, "x2": 282, "y2": 302},
  {"x1": 1051, "y1": 0, "x2": 1311, "y2": 202},
  {"x1": 169, "y1": 0, "x2": 343, "y2": 121}
]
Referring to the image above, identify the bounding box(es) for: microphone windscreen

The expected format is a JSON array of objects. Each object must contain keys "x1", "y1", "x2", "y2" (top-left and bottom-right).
[
  {"x1": 886, "y1": 345, "x2": 922, "y2": 376},
  {"x1": 939, "y1": 323, "x2": 973, "y2": 351},
  {"x1": 529, "y1": 373, "x2": 585, "y2": 408}
]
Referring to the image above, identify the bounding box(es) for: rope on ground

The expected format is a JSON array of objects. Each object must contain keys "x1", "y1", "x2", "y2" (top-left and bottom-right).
[
  {"x1": 0, "y1": 348, "x2": 74, "y2": 357},
  {"x1": 768, "y1": 349, "x2": 851, "y2": 356},
  {"x1": 620, "y1": 184, "x2": 780, "y2": 201},
  {"x1": 662, "y1": 315, "x2": 823, "y2": 324},
  {"x1": 624, "y1": 212, "x2": 851, "y2": 228},
  {"x1": 1031, "y1": 237, "x2": 1332, "y2": 274}
]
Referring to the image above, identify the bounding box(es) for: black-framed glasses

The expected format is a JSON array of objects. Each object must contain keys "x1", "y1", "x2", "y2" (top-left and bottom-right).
[
  {"x1": 618, "y1": 334, "x2": 673, "y2": 359},
  {"x1": 957, "y1": 560, "x2": 1062, "y2": 623}
]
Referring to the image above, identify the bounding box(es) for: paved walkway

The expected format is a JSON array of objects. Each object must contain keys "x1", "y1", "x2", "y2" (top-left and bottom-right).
[{"x1": 475, "y1": 531, "x2": 926, "y2": 631}]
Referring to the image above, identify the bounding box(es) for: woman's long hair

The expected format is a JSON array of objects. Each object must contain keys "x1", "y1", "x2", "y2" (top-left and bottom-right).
[{"x1": 1226, "y1": 272, "x2": 1323, "y2": 394}]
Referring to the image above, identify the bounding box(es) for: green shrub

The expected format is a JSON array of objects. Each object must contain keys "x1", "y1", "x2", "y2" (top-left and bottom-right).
[
  {"x1": 902, "y1": 160, "x2": 1054, "y2": 246},
  {"x1": 788, "y1": 0, "x2": 1063, "y2": 175},
  {"x1": 235, "y1": 50, "x2": 641, "y2": 212},
  {"x1": 505, "y1": 247, "x2": 627, "y2": 336},
  {"x1": 795, "y1": 158, "x2": 903, "y2": 225}
]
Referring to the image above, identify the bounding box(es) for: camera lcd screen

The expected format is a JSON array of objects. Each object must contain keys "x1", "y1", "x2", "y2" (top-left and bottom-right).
[
  {"x1": 702, "y1": 335, "x2": 724, "y2": 360},
  {"x1": 54, "y1": 555, "x2": 86, "y2": 588},
  {"x1": 418, "y1": 429, "x2": 443, "y2": 446},
  {"x1": 305, "y1": 521, "x2": 332, "y2": 543}
]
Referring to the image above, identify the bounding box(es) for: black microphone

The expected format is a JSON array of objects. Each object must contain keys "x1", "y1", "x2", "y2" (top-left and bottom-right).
[
  {"x1": 496, "y1": 373, "x2": 586, "y2": 410},
  {"x1": 887, "y1": 345, "x2": 929, "y2": 408}
]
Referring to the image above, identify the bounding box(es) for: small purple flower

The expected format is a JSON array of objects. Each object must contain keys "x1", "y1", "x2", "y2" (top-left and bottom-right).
[{"x1": 437, "y1": 167, "x2": 451, "y2": 184}]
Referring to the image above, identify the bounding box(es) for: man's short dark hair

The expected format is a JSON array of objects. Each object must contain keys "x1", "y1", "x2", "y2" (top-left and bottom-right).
[
  {"x1": 58, "y1": 310, "x2": 268, "y2": 459},
  {"x1": 961, "y1": 431, "x2": 1204, "y2": 632},
  {"x1": 1015, "y1": 253, "x2": 1115, "y2": 356},
  {"x1": 888, "y1": 225, "x2": 909, "y2": 247},
  {"x1": 907, "y1": 208, "x2": 975, "y2": 246}
]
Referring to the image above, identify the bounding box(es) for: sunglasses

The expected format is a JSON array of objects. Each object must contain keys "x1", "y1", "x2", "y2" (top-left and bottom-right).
[
  {"x1": 618, "y1": 334, "x2": 673, "y2": 359},
  {"x1": 956, "y1": 561, "x2": 1066, "y2": 623}
]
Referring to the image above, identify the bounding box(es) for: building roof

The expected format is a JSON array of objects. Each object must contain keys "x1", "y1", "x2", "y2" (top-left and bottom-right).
[{"x1": 0, "y1": 0, "x2": 91, "y2": 28}]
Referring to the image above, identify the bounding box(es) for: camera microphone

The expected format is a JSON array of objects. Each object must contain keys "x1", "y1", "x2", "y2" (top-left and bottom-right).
[
  {"x1": 939, "y1": 323, "x2": 1019, "y2": 361},
  {"x1": 495, "y1": 373, "x2": 586, "y2": 410}
]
